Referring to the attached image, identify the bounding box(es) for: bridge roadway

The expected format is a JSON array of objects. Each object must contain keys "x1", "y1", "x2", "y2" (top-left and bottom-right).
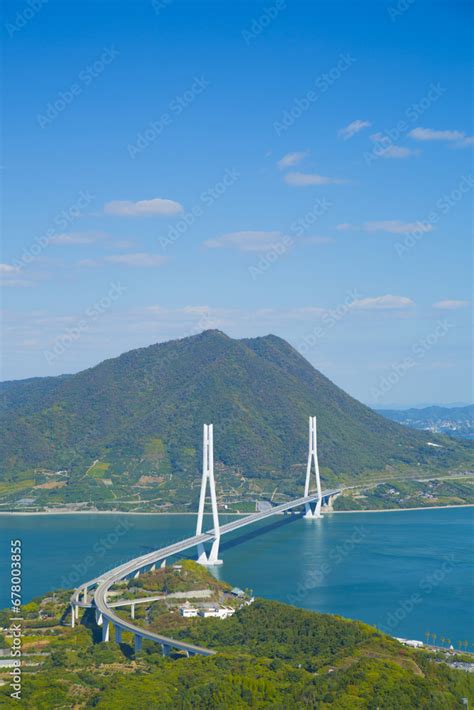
[{"x1": 72, "y1": 487, "x2": 341, "y2": 656}]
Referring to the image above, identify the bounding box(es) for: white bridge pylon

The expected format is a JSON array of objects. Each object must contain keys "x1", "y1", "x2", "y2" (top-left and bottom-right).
[
  {"x1": 304, "y1": 416, "x2": 323, "y2": 519},
  {"x1": 196, "y1": 424, "x2": 222, "y2": 565}
]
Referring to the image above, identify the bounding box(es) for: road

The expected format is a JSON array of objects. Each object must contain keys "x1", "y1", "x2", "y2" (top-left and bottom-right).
[{"x1": 74, "y1": 488, "x2": 341, "y2": 656}]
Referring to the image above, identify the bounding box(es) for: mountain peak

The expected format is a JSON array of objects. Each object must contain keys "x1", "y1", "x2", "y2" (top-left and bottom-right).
[
  {"x1": 199, "y1": 329, "x2": 229, "y2": 339},
  {"x1": 1, "y1": 330, "x2": 470, "y2": 507}
]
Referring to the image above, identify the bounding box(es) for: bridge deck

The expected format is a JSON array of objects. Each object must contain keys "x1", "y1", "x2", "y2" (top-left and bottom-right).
[
  {"x1": 215, "y1": 488, "x2": 341, "y2": 536},
  {"x1": 73, "y1": 487, "x2": 340, "y2": 656}
]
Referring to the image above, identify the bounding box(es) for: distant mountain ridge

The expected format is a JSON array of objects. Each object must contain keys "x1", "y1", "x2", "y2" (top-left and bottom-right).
[
  {"x1": 1, "y1": 331, "x2": 472, "y2": 507},
  {"x1": 378, "y1": 405, "x2": 474, "y2": 441}
]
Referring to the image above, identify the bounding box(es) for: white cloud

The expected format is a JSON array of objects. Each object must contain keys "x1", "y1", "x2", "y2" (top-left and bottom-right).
[
  {"x1": 409, "y1": 127, "x2": 473, "y2": 147},
  {"x1": 49, "y1": 231, "x2": 107, "y2": 245},
  {"x1": 409, "y1": 127, "x2": 464, "y2": 142},
  {"x1": 336, "y1": 223, "x2": 354, "y2": 231},
  {"x1": 105, "y1": 253, "x2": 168, "y2": 267},
  {"x1": 338, "y1": 120, "x2": 371, "y2": 140},
  {"x1": 0, "y1": 263, "x2": 20, "y2": 274},
  {"x1": 433, "y1": 299, "x2": 470, "y2": 310},
  {"x1": 180, "y1": 305, "x2": 212, "y2": 315},
  {"x1": 303, "y1": 236, "x2": 335, "y2": 245},
  {"x1": 277, "y1": 151, "x2": 309, "y2": 169},
  {"x1": 0, "y1": 263, "x2": 32, "y2": 287},
  {"x1": 364, "y1": 220, "x2": 432, "y2": 234},
  {"x1": 351, "y1": 294, "x2": 415, "y2": 310},
  {"x1": 104, "y1": 197, "x2": 183, "y2": 217},
  {"x1": 369, "y1": 133, "x2": 417, "y2": 158},
  {"x1": 77, "y1": 259, "x2": 100, "y2": 268},
  {"x1": 375, "y1": 145, "x2": 416, "y2": 159},
  {"x1": 204, "y1": 231, "x2": 286, "y2": 252},
  {"x1": 284, "y1": 172, "x2": 346, "y2": 186}
]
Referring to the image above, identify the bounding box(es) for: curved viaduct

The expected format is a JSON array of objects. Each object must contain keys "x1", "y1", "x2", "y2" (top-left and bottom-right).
[{"x1": 71, "y1": 419, "x2": 340, "y2": 657}]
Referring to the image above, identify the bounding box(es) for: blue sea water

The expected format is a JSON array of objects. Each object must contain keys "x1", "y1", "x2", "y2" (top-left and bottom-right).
[{"x1": 1, "y1": 507, "x2": 472, "y2": 646}]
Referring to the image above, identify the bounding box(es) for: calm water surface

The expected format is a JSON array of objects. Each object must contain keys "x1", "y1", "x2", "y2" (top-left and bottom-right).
[{"x1": 1, "y1": 507, "x2": 472, "y2": 645}]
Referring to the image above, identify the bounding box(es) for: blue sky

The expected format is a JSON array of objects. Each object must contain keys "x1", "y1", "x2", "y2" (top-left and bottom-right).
[{"x1": 1, "y1": 0, "x2": 472, "y2": 406}]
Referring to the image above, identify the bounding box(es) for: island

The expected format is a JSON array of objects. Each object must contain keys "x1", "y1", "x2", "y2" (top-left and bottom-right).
[{"x1": 1, "y1": 561, "x2": 473, "y2": 708}]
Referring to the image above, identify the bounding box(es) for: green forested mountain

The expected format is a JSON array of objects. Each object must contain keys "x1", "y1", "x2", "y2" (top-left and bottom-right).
[{"x1": 1, "y1": 330, "x2": 472, "y2": 509}]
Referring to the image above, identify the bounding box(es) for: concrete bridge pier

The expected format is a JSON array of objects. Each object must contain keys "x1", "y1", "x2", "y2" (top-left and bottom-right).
[
  {"x1": 115, "y1": 626, "x2": 122, "y2": 644},
  {"x1": 208, "y1": 538, "x2": 223, "y2": 566},
  {"x1": 134, "y1": 635, "x2": 142, "y2": 653},
  {"x1": 82, "y1": 586, "x2": 88, "y2": 604},
  {"x1": 160, "y1": 559, "x2": 167, "y2": 568},
  {"x1": 130, "y1": 604, "x2": 135, "y2": 619},
  {"x1": 304, "y1": 499, "x2": 322, "y2": 519},
  {"x1": 162, "y1": 643, "x2": 171, "y2": 656},
  {"x1": 197, "y1": 543, "x2": 208, "y2": 565},
  {"x1": 96, "y1": 611, "x2": 103, "y2": 626},
  {"x1": 134, "y1": 569, "x2": 140, "y2": 579},
  {"x1": 102, "y1": 619, "x2": 110, "y2": 642},
  {"x1": 322, "y1": 491, "x2": 340, "y2": 512},
  {"x1": 71, "y1": 604, "x2": 76, "y2": 628}
]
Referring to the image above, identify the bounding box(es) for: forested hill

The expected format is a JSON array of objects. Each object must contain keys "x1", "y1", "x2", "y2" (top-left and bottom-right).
[
  {"x1": 1, "y1": 331, "x2": 472, "y2": 500},
  {"x1": 0, "y1": 586, "x2": 473, "y2": 708}
]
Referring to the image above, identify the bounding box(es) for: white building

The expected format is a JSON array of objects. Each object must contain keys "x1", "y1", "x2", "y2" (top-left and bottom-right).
[
  {"x1": 395, "y1": 637, "x2": 424, "y2": 648},
  {"x1": 199, "y1": 606, "x2": 235, "y2": 619},
  {"x1": 179, "y1": 605, "x2": 199, "y2": 618}
]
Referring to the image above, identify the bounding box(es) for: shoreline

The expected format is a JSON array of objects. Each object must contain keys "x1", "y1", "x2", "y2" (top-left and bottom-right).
[
  {"x1": 330, "y1": 503, "x2": 474, "y2": 514},
  {"x1": 0, "y1": 503, "x2": 473, "y2": 516}
]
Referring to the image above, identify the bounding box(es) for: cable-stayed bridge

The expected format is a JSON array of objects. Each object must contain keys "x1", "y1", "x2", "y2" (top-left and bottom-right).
[{"x1": 71, "y1": 417, "x2": 341, "y2": 657}]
